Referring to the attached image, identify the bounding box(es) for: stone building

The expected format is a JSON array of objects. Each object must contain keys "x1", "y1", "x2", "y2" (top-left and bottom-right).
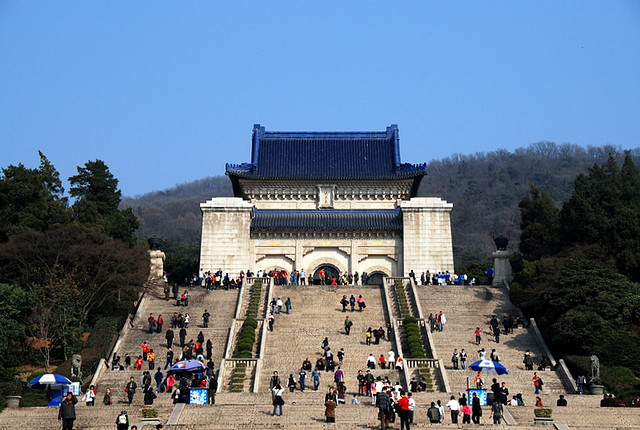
[{"x1": 200, "y1": 124, "x2": 454, "y2": 283}]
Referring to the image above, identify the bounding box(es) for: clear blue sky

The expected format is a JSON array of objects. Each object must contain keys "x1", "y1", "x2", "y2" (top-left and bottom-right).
[{"x1": 2, "y1": 1, "x2": 639, "y2": 197}]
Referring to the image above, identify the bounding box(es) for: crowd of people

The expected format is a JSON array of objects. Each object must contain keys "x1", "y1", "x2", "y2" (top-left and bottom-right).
[
  {"x1": 408, "y1": 269, "x2": 474, "y2": 286},
  {"x1": 61, "y1": 262, "x2": 609, "y2": 429},
  {"x1": 190, "y1": 267, "x2": 379, "y2": 287}
]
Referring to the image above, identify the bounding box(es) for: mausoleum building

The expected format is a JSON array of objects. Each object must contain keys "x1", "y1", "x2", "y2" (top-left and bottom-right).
[{"x1": 199, "y1": 124, "x2": 454, "y2": 283}]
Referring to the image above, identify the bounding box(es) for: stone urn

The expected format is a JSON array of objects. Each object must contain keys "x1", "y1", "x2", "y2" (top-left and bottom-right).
[
  {"x1": 589, "y1": 383, "x2": 605, "y2": 395},
  {"x1": 494, "y1": 236, "x2": 509, "y2": 250},
  {"x1": 5, "y1": 395, "x2": 21, "y2": 408},
  {"x1": 147, "y1": 237, "x2": 162, "y2": 250}
]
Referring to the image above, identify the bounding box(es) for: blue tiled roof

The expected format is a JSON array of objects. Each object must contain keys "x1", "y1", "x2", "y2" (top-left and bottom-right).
[
  {"x1": 251, "y1": 209, "x2": 403, "y2": 230},
  {"x1": 226, "y1": 124, "x2": 427, "y2": 181}
]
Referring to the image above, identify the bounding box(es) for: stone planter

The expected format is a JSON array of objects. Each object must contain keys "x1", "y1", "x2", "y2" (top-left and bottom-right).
[
  {"x1": 534, "y1": 417, "x2": 554, "y2": 425},
  {"x1": 5, "y1": 395, "x2": 21, "y2": 408},
  {"x1": 589, "y1": 384, "x2": 605, "y2": 395},
  {"x1": 534, "y1": 408, "x2": 553, "y2": 425},
  {"x1": 141, "y1": 418, "x2": 160, "y2": 426}
]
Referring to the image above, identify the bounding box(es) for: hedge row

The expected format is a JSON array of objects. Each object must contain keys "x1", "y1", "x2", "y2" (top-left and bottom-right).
[
  {"x1": 403, "y1": 316, "x2": 426, "y2": 359},
  {"x1": 395, "y1": 284, "x2": 410, "y2": 318},
  {"x1": 235, "y1": 317, "x2": 257, "y2": 359},
  {"x1": 232, "y1": 280, "x2": 263, "y2": 391},
  {"x1": 246, "y1": 280, "x2": 263, "y2": 319}
]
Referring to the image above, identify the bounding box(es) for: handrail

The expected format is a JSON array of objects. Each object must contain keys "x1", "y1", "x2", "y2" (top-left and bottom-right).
[
  {"x1": 529, "y1": 318, "x2": 557, "y2": 367},
  {"x1": 556, "y1": 359, "x2": 577, "y2": 394}
]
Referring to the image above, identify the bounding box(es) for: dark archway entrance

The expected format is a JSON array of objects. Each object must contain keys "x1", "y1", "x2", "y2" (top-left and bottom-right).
[
  {"x1": 367, "y1": 272, "x2": 386, "y2": 285},
  {"x1": 312, "y1": 265, "x2": 340, "y2": 285}
]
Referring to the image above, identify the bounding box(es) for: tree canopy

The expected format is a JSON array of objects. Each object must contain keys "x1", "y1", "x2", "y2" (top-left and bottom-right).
[
  {"x1": 512, "y1": 154, "x2": 640, "y2": 379},
  {"x1": 560, "y1": 154, "x2": 640, "y2": 281},
  {"x1": 0, "y1": 152, "x2": 69, "y2": 241},
  {"x1": 70, "y1": 160, "x2": 139, "y2": 245},
  {"x1": 0, "y1": 154, "x2": 148, "y2": 372}
]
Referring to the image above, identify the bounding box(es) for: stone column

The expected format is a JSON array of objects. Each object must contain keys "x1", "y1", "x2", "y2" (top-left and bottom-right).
[
  {"x1": 149, "y1": 250, "x2": 166, "y2": 282},
  {"x1": 349, "y1": 239, "x2": 358, "y2": 274},
  {"x1": 492, "y1": 250, "x2": 513, "y2": 287}
]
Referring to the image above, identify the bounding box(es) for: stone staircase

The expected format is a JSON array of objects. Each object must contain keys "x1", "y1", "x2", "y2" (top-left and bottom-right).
[
  {"x1": 4, "y1": 282, "x2": 640, "y2": 429},
  {"x1": 415, "y1": 284, "x2": 566, "y2": 405},
  {"x1": 95, "y1": 285, "x2": 239, "y2": 407},
  {"x1": 257, "y1": 284, "x2": 401, "y2": 403},
  {"x1": 509, "y1": 394, "x2": 640, "y2": 428}
]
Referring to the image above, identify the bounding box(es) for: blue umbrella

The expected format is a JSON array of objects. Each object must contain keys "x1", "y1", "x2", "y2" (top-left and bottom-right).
[
  {"x1": 468, "y1": 360, "x2": 509, "y2": 375},
  {"x1": 28, "y1": 373, "x2": 72, "y2": 389},
  {"x1": 167, "y1": 360, "x2": 206, "y2": 374}
]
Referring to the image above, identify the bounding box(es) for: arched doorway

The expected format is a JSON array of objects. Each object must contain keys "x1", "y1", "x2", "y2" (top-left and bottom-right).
[
  {"x1": 367, "y1": 271, "x2": 386, "y2": 285},
  {"x1": 312, "y1": 265, "x2": 340, "y2": 285}
]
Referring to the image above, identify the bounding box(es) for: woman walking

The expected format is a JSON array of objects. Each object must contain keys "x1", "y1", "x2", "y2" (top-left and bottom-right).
[{"x1": 272, "y1": 383, "x2": 285, "y2": 416}]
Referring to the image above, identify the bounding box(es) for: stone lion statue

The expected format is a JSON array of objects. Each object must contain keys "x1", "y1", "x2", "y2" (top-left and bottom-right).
[
  {"x1": 71, "y1": 354, "x2": 82, "y2": 380},
  {"x1": 590, "y1": 355, "x2": 600, "y2": 381}
]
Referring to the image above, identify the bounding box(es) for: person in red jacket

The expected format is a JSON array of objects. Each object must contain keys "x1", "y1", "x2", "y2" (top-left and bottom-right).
[{"x1": 397, "y1": 390, "x2": 411, "y2": 430}]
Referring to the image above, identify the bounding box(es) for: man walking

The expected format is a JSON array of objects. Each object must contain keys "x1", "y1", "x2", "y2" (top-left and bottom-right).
[
  {"x1": 397, "y1": 390, "x2": 411, "y2": 430},
  {"x1": 202, "y1": 310, "x2": 210, "y2": 328},
  {"x1": 58, "y1": 392, "x2": 77, "y2": 430},
  {"x1": 312, "y1": 369, "x2": 321, "y2": 390},
  {"x1": 125, "y1": 377, "x2": 137, "y2": 405},
  {"x1": 376, "y1": 387, "x2": 392, "y2": 428},
  {"x1": 490, "y1": 399, "x2": 504, "y2": 424},
  {"x1": 427, "y1": 401, "x2": 441, "y2": 424},
  {"x1": 446, "y1": 395, "x2": 460, "y2": 424},
  {"x1": 344, "y1": 316, "x2": 353, "y2": 335}
]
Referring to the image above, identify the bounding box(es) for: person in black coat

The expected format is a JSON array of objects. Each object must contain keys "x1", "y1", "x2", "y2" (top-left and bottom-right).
[
  {"x1": 472, "y1": 392, "x2": 482, "y2": 424},
  {"x1": 208, "y1": 374, "x2": 218, "y2": 404},
  {"x1": 58, "y1": 392, "x2": 77, "y2": 430}
]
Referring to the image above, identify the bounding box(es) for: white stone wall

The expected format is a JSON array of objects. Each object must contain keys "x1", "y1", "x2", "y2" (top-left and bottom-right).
[
  {"x1": 199, "y1": 188, "x2": 455, "y2": 281},
  {"x1": 401, "y1": 197, "x2": 454, "y2": 276},
  {"x1": 199, "y1": 197, "x2": 253, "y2": 276},
  {"x1": 251, "y1": 236, "x2": 401, "y2": 277}
]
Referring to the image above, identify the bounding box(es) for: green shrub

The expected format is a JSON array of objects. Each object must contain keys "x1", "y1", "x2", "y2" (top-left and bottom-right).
[
  {"x1": 0, "y1": 382, "x2": 21, "y2": 397},
  {"x1": 142, "y1": 408, "x2": 158, "y2": 418},
  {"x1": 18, "y1": 387, "x2": 48, "y2": 407},
  {"x1": 237, "y1": 340, "x2": 254, "y2": 353},
  {"x1": 534, "y1": 408, "x2": 553, "y2": 418}
]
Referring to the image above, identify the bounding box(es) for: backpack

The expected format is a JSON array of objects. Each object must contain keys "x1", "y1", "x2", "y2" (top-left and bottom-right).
[{"x1": 118, "y1": 414, "x2": 127, "y2": 424}]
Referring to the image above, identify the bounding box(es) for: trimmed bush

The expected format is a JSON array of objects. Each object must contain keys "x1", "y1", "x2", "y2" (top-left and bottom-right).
[
  {"x1": 142, "y1": 408, "x2": 158, "y2": 418},
  {"x1": 534, "y1": 408, "x2": 553, "y2": 418}
]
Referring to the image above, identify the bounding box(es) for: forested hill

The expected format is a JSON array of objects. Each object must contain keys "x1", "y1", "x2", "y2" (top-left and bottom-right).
[{"x1": 122, "y1": 142, "x2": 639, "y2": 267}]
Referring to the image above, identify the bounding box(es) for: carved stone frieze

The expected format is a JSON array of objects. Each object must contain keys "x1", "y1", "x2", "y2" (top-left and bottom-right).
[{"x1": 239, "y1": 180, "x2": 414, "y2": 202}]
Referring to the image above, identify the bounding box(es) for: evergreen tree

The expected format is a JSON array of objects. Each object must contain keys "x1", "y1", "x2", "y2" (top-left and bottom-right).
[
  {"x1": 69, "y1": 160, "x2": 139, "y2": 245},
  {"x1": 560, "y1": 154, "x2": 640, "y2": 281},
  {"x1": 69, "y1": 160, "x2": 121, "y2": 212},
  {"x1": 518, "y1": 184, "x2": 560, "y2": 260},
  {"x1": 0, "y1": 152, "x2": 70, "y2": 241}
]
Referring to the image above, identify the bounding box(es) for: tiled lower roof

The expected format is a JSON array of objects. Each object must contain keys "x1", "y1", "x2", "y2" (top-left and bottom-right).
[{"x1": 251, "y1": 209, "x2": 403, "y2": 230}]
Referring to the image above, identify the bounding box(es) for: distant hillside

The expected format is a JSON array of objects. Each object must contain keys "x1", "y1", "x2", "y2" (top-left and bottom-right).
[
  {"x1": 420, "y1": 142, "x2": 639, "y2": 267},
  {"x1": 121, "y1": 176, "x2": 232, "y2": 245},
  {"x1": 122, "y1": 142, "x2": 639, "y2": 268}
]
